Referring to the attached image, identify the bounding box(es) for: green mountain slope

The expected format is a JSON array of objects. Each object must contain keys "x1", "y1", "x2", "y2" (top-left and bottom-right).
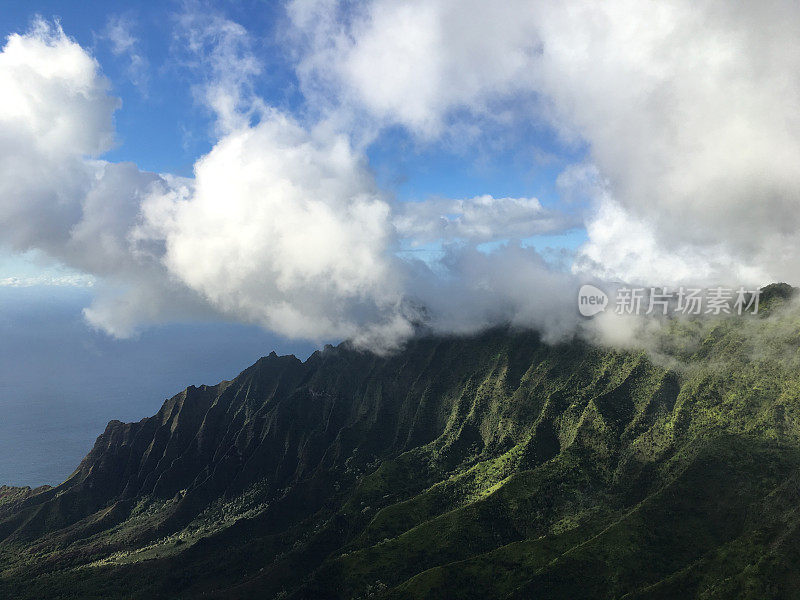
[{"x1": 2, "y1": 284, "x2": 800, "y2": 599}]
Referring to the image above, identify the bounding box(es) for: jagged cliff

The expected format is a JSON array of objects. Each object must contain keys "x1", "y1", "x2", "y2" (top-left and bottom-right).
[{"x1": 2, "y1": 287, "x2": 800, "y2": 598}]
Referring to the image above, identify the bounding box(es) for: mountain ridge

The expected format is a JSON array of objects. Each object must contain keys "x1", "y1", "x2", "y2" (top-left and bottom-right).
[{"x1": 3, "y1": 291, "x2": 800, "y2": 598}]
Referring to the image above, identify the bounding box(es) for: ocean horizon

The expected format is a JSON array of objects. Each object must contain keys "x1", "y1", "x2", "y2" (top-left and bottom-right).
[{"x1": 0, "y1": 286, "x2": 314, "y2": 487}]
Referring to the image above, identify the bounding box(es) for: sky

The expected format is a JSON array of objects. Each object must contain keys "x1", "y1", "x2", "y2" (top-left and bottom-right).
[{"x1": 0, "y1": 0, "x2": 798, "y2": 360}]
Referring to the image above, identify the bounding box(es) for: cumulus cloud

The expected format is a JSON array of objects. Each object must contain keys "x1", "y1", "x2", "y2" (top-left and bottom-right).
[
  {"x1": 0, "y1": 16, "x2": 417, "y2": 350},
  {"x1": 288, "y1": 0, "x2": 541, "y2": 138},
  {"x1": 575, "y1": 198, "x2": 770, "y2": 287},
  {"x1": 0, "y1": 19, "x2": 116, "y2": 249},
  {"x1": 406, "y1": 243, "x2": 580, "y2": 342},
  {"x1": 531, "y1": 0, "x2": 800, "y2": 286},
  {"x1": 5, "y1": 3, "x2": 799, "y2": 352},
  {"x1": 0, "y1": 20, "x2": 217, "y2": 337},
  {"x1": 126, "y1": 3, "x2": 580, "y2": 348},
  {"x1": 289, "y1": 0, "x2": 800, "y2": 287},
  {"x1": 136, "y1": 111, "x2": 414, "y2": 346}
]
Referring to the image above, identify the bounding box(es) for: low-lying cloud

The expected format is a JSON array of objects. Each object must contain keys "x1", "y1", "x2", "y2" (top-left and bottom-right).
[{"x1": 2, "y1": 2, "x2": 799, "y2": 352}]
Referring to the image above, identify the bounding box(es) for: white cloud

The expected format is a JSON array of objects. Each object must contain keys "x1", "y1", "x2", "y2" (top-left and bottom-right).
[
  {"x1": 136, "y1": 110, "x2": 414, "y2": 347},
  {"x1": 574, "y1": 198, "x2": 770, "y2": 287},
  {"x1": 7, "y1": 4, "x2": 799, "y2": 352},
  {"x1": 289, "y1": 0, "x2": 800, "y2": 288},
  {"x1": 530, "y1": 0, "x2": 800, "y2": 286},
  {"x1": 103, "y1": 14, "x2": 149, "y2": 93},
  {"x1": 0, "y1": 19, "x2": 116, "y2": 250},
  {"x1": 289, "y1": 0, "x2": 541, "y2": 138},
  {"x1": 394, "y1": 195, "x2": 577, "y2": 245},
  {"x1": 0, "y1": 20, "x2": 217, "y2": 337},
  {"x1": 121, "y1": 9, "x2": 582, "y2": 350},
  {"x1": 406, "y1": 243, "x2": 580, "y2": 342},
  {"x1": 0, "y1": 274, "x2": 95, "y2": 288},
  {"x1": 0, "y1": 16, "x2": 414, "y2": 350},
  {"x1": 174, "y1": 9, "x2": 265, "y2": 134}
]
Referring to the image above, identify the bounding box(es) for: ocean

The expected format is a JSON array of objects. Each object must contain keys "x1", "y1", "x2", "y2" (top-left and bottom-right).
[{"x1": 0, "y1": 286, "x2": 315, "y2": 487}]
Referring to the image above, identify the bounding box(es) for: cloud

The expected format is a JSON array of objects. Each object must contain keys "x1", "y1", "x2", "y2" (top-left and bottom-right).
[
  {"x1": 574, "y1": 198, "x2": 769, "y2": 287},
  {"x1": 6, "y1": 4, "x2": 799, "y2": 353},
  {"x1": 529, "y1": 0, "x2": 800, "y2": 286},
  {"x1": 0, "y1": 20, "x2": 217, "y2": 337},
  {"x1": 173, "y1": 8, "x2": 265, "y2": 134},
  {"x1": 289, "y1": 0, "x2": 800, "y2": 288},
  {"x1": 0, "y1": 274, "x2": 95, "y2": 288},
  {"x1": 394, "y1": 195, "x2": 578, "y2": 245},
  {"x1": 0, "y1": 16, "x2": 418, "y2": 350},
  {"x1": 136, "y1": 110, "x2": 414, "y2": 346},
  {"x1": 288, "y1": 0, "x2": 541, "y2": 138},
  {"x1": 406, "y1": 243, "x2": 580, "y2": 342},
  {"x1": 103, "y1": 14, "x2": 149, "y2": 93},
  {"x1": 0, "y1": 18, "x2": 116, "y2": 251}
]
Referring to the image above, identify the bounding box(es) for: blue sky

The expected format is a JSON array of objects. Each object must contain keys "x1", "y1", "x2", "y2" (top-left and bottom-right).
[
  {"x1": 3, "y1": 1, "x2": 209, "y2": 173},
  {"x1": 0, "y1": 0, "x2": 586, "y2": 196},
  {"x1": 0, "y1": 1, "x2": 587, "y2": 284}
]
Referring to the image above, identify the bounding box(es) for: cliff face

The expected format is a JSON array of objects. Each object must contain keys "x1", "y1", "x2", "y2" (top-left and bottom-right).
[{"x1": 3, "y1": 298, "x2": 800, "y2": 599}]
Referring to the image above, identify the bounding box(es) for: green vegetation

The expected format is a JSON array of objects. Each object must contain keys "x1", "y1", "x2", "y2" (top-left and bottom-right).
[{"x1": 3, "y1": 286, "x2": 800, "y2": 598}]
